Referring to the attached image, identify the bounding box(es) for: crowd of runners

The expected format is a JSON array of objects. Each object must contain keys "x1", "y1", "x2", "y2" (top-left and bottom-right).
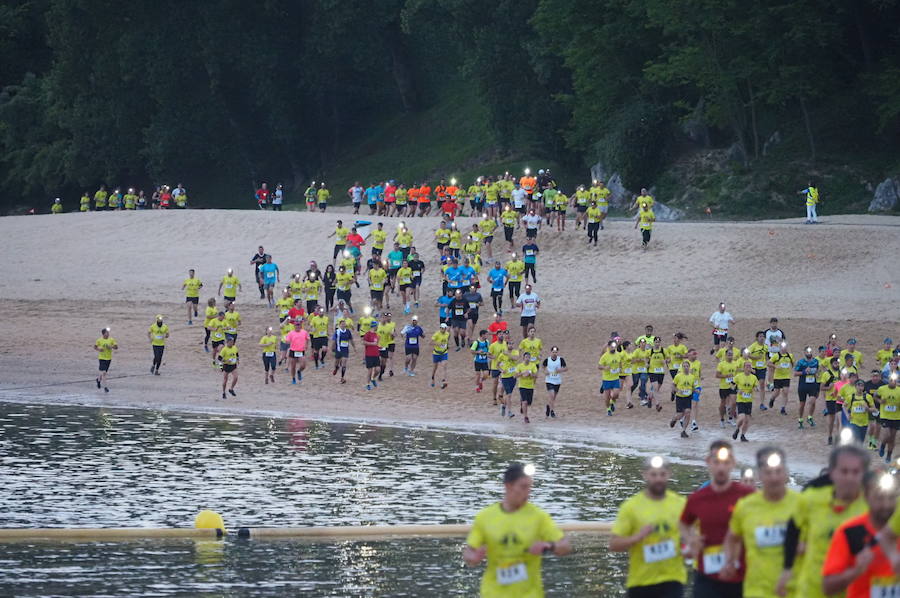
[
  {"x1": 91, "y1": 193, "x2": 900, "y2": 450},
  {"x1": 469, "y1": 441, "x2": 900, "y2": 598}
]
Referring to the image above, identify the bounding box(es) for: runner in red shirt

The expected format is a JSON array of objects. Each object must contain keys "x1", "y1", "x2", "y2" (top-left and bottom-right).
[
  {"x1": 825, "y1": 471, "x2": 900, "y2": 598},
  {"x1": 487, "y1": 312, "x2": 508, "y2": 343},
  {"x1": 255, "y1": 183, "x2": 270, "y2": 210},
  {"x1": 159, "y1": 187, "x2": 172, "y2": 209},
  {"x1": 363, "y1": 321, "x2": 381, "y2": 390},
  {"x1": 680, "y1": 440, "x2": 754, "y2": 598},
  {"x1": 287, "y1": 301, "x2": 306, "y2": 322}
]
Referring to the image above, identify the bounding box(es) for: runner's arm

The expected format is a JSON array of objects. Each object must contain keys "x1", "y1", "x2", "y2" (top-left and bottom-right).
[{"x1": 608, "y1": 525, "x2": 653, "y2": 552}]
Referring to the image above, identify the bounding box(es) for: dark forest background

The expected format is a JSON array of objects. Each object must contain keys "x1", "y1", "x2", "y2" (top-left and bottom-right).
[{"x1": 2, "y1": 0, "x2": 899, "y2": 214}]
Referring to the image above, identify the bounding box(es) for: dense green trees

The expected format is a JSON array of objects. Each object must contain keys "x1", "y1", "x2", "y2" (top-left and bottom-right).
[{"x1": 1, "y1": 0, "x2": 898, "y2": 211}]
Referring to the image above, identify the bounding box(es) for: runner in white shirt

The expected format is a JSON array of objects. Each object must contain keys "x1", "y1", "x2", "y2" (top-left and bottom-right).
[
  {"x1": 764, "y1": 317, "x2": 786, "y2": 388},
  {"x1": 348, "y1": 182, "x2": 364, "y2": 214},
  {"x1": 515, "y1": 284, "x2": 541, "y2": 339},
  {"x1": 542, "y1": 346, "x2": 567, "y2": 418},
  {"x1": 708, "y1": 302, "x2": 735, "y2": 355},
  {"x1": 512, "y1": 185, "x2": 527, "y2": 225},
  {"x1": 522, "y1": 210, "x2": 541, "y2": 241}
]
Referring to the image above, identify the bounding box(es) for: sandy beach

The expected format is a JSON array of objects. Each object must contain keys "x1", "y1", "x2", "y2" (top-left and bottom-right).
[{"x1": 1, "y1": 209, "x2": 898, "y2": 476}]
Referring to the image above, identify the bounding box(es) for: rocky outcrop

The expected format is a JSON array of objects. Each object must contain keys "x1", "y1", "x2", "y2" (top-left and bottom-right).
[
  {"x1": 589, "y1": 161, "x2": 629, "y2": 206},
  {"x1": 653, "y1": 202, "x2": 685, "y2": 221},
  {"x1": 868, "y1": 178, "x2": 900, "y2": 212}
]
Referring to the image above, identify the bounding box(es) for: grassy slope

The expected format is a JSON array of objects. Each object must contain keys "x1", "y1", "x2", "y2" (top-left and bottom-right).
[{"x1": 287, "y1": 89, "x2": 586, "y2": 209}]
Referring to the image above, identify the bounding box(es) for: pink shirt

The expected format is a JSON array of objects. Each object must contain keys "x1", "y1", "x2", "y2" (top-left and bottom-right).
[{"x1": 285, "y1": 329, "x2": 310, "y2": 352}]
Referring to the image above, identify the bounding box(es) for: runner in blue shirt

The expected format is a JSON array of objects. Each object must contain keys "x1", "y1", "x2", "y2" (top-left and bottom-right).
[
  {"x1": 436, "y1": 288, "x2": 454, "y2": 326},
  {"x1": 257, "y1": 256, "x2": 280, "y2": 307},
  {"x1": 445, "y1": 260, "x2": 464, "y2": 292},
  {"x1": 402, "y1": 316, "x2": 425, "y2": 376},
  {"x1": 459, "y1": 258, "x2": 477, "y2": 288},
  {"x1": 471, "y1": 329, "x2": 491, "y2": 393},
  {"x1": 331, "y1": 321, "x2": 355, "y2": 384},
  {"x1": 487, "y1": 261, "x2": 508, "y2": 315},
  {"x1": 522, "y1": 242, "x2": 539, "y2": 283},
  {"x1": 794, "y1": 347, "x2": 820, "y2": 430},
  {"x1": 365, "y1": 184, "x2": 380, "y2": 214}
]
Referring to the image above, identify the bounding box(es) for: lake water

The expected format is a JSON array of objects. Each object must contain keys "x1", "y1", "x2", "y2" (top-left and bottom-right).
[{"x1": 0, "y1": 402, "x2": 709, "y2": 596}]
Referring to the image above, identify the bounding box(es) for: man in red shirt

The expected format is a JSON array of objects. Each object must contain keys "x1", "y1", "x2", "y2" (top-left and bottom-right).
[
  {"x1": 287, "y1": 300, "x2": 306, "y2": 322},
  {"x1": 680, "y1": 440, "x2": 754, "y2": 598},
  {"x1": 363, "y1": 321, "x2": 381, "y2": 390},
  {"x1": 346, "y1": 227, "x2": 366, "y2": 252},
  {"x1": 487, "y1": 312, "x2": 508, "y2": 343},
  {"x1": 825, "y1": 470, "x2": 899, "y2": 598},
  {"x1": 255, "y1": 182, "x2": 270, "y2": 209}
]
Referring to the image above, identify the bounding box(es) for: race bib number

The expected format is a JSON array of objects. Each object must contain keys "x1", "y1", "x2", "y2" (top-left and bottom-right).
[
  {"x1": 702, "y1": 546, "x2": 727, "y2": 574},
  {"x1": 755, "y1": 524, "x2": 786, "y2": 548},
  {"x1": 610, "y1": 368, "x2": 620, "y2": 375},
  {"x1": 497, "y1": 558, "x2": 533, "y2": 587},
  {"x1": 725, "y1": 377, "x2": 734, "y2": 384},
  {"x1": 653, "y1": 367, "x2": 664, "y2": 373},
  {"x1": 870, "y1": 576, "x2": 900, "y2": 598},
  {"x1": 264, "y1": 351, "x2": 275, "y2": 357},
  {"x1": 886, "y1": 405, "x2": 898, "y2": 413},
  {"x1": 853, "y1": 404, "x2": 867, "y2": 413},
  {"x1": 741, "y1": 391, "x2": 752, "y2": 399},
  {"x1": 779, "y1": 362, "x2": 790, "y2": 368},
  {"x1": 225, "y1": 284, "x2": 234, "y2": 289},
  {"x1": 755, "y1": 360, "x2": 765, "y2": 368},
  {"x1": 154, "y1": 335, "x2": 164, "y2": 340},
  {"x1": 805, "y1": 376, "x2": 815, "y2": 384},
  {"x1": 339, "y1": 341, "x2": 349, "y2": 348},
  {"x1": 408, "y1": 337, "x2": 417, "y2": 345},
  {"x1": 293, "y1": 351, "x2": 304, "y2": 358},
  {"x1": 643, "y1": 540, "x2": 676, "y2": 563},
  {"x1": 413, "y1": 271, "x2": 421, "y2": 277}
]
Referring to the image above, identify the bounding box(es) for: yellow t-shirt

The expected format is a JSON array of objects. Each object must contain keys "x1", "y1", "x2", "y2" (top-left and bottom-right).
[
  {"x1": 208, "y1": 319, "x2": 227, "y2": 343},
  {"x1": 276, "y1": 297, "x2": 293, "y2": 319},
  {"x1": 183, "y1": 277, "x2": 202, "y2": 298},
  {"x1": 395, "y1": 231, "x2": 413, "y2": 248},
  {"x1": 840, "y1": 349, "x2": 863, "y2": 368},
  {"x1": 516, "y1": 362, "x2": 538, "y2": 389},
  {"x1": 590, "y1": 186, "x2": 611, "y2": 205},
  {"x1": 734, "y1": 372, "x2": 757, "y2": 402},
  {"x1": 612, "y1": 490, "x2": 687, "y2": 589},
  {"x1": 219, "y1": 345, "x2": 239, "y2": 365},
  {"x1": 369, "y1": 268, "x2": 388, "y2": 291},
  {"x1": 846, "y1": 391, "x2": 874, "y2": 427},
  {"x1": 448, "y1": 230, "x2": 462, "y2": 249},
  {"x1": 639, "y1": 210, "x2": 655, "y2": 230},
  {"x1": 432, "y1": 331, "x2": 450, "y2": 355},
  {"x1": 518, "y1": 338, "x2": 543, "y2": 360},
  {"x1": 377, "y1": 322, "x2": 396, "y2": 348},
  {"x1": 499, "y1": 353, "x2": 518, "y2": 379},
  {"x1": 770, "y1": 353, "x2": 795, "y2": 380},
  {"x1": 619, "y1": 350, "x2": 633, "y2": 374},
  {"x1": 505, "y1": 260, "x2": 525, "y2": 283},
  {"x1": 223, "y1": 311, "x2": 241, "y2": 335},
  {"x1": 466, "y1": 502, "x2": 564, "y2": 598},
  {"x1": 729, "y1": 490, "x2": 800, "y2": 598},
  {"x1": 95, "y1": 337, "x2": 116, "y2": 360},
  {"x1": 673, "y1": 372, "x2": 696, "y2": 397},
  {"x1": 501, "y1": 210, "x2": 518, "y2": 227},
  {"x1": 747, "y1": 342, "x2": 768, "y2": 370},
  {"x1": 598, "y1": 351, "x2": 622, "y2": 381},
  {"x1": 716, "y1": 360, "x2": 738, "y2": 390},
  {"x1": 631, "y1": 348, "x2": 649, "y2": 373},
  {"x1": 221, "y1": 275, "x2": 240, "y2": 297},
  {"x1": 648, "y1": 349, "x2": 667, "y2": 374},
  {"x1": 371, "y1": 229, "x2": 387, "y2": 249},
  {"x1": 878, "y1": 384, "x2": 900, "y2": 421},
  {"x1": 396, "y1": 267, "x2": 413, "y2": 285},
  {"x1": 308, "y1": 314, "x2": 329, "y2": 338},
  {"x1": 149, "y1": 324, "x2": 169, "y2": 346},
  {"x1": 204, "y1": 306, "x2": 218, "y2": 327},
  {"x1": 480, "y1": 219, "x2": 498, "y2": 236},
  {"x1": 333, "y1": 227, "x2": 349, "y2": 245},
  {"x1": 876, "y1": 349, "x2": 894, "y2": 368},
  {"x1": 586, "y1": 206, "x2": 602, "y2": 223},
  {"x1": 304, "y1": 279, "x2": 321, "y2": 301},
  {"x1": 336, "y1": 271, "x2": 353, "y2": 291},
  {"x1": 435, "y1": 228, "x2": 451, "y2": 244},
  {"x1": 488, "y1": 341, "x2": 508, "y2": 370},
  {"x1": 259, "y1": 335, "x2": 278, "y2": 354},
  {"x1": 794, "y1": 486, "x2": 867, "y2": 598},
  {"x1": 664, "y1": 344, "x2": 687, "y2": 370}
]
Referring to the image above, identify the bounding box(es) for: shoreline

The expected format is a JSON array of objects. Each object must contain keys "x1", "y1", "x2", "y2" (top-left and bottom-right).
[{"x1": 0, "y1": 389, "x2": 820, "y2": 481}]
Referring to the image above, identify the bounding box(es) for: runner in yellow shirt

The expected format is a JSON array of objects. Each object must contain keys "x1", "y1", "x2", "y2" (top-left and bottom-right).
[
  {"x1": 747, "y1": 331, "x2": 770, "y2": 409},
  {"x1": 598, "y1": 340, "x2": 622, "y2": 417},
  {"x1": 610, "y1": 456, "x2": 686, "y2": 596},
  {"x1": 376, "y1": 313, "x2": 396, "y2": 380},
  {"x1": 182, "y1": 268, "x2": 203, "y2": 325},
  {"x1": 203, "y1": 298, "x2": 218, "y2": 353},
  {"x1": 328, "y1": 220, "x2": 350, "y2": 263},
  {"x1": 463, "y1": 463, "x2": 571, "y2": 598},
  {"x1": 80, "y1": 192, "x2": 91, "y2": 212},
  {"x1": 479, "y1": 215, "x2": 498, "y2": 259},
  {"x1": 147, "y1": 315, "x2": 170, "y2": 375},
  {"x1": 732, "y1": 361, "x2": 758, "y2": 442},
  {"x1": 259, "y1": 327, "x2": 278, "y2": 384},
  {"x1": 431, "y1": 323, "x2": 451, "y2": 389},
  {"x1": 670, "y1": 361, "x2": 697, "y2": 439},
  {"x1": 877, "y1": 374, "x2": 900, "y2": 461},
  {"x1": 307, "y1": 307, "x2": 330, "y2": 371},
  {"x1": 665, "y1": 333, "x2": 689, "y2": 403},
  {"x1": 218, "y1": 268, "x2": 241, "y2": 302},
  {"x1": 93, "y1": 327, "x2": 118, "y2": 393},
  {"x1": 515, "y1": 353, "x2": 539, "y2": 423},
  {"x1": 716, "y1": 348, "x2": 739, "y2": 428},
  {"x1": 217, "y1": 337, "x2": 239, "y2": 399},
  {"x1": 723, "y1": 447, "x2": 800, "y2": 598}
]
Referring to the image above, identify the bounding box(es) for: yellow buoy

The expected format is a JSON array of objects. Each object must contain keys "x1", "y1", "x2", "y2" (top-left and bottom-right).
[{"x1": 194, "y1": 510, "x2": 226, "y2": 534}]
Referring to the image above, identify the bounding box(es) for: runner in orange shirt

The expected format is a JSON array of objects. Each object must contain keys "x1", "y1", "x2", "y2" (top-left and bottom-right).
[
  {"x1": 824, "y1": 470, "x2": 899, "y2": 598},
  {"x1": 520, "y1": 169, "x2": 536, "y2": 211},
  {"x1": 435, "y1": 179, "x2": 448, "y2": 211},
  {"x1": 418, "y1": 182, "x2": 432, "y2": 217}
]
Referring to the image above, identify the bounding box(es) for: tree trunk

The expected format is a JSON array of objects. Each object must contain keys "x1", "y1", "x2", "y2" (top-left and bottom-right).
[
  {"x1": 799, "y1": 97, "x2": 816, "y2": 163},
  {"x1": 747, "y1": 80, "x2": 760, "y2": 160},
  {"x1": 385, "y1": 21, "x2": 419, "y2": 111}
]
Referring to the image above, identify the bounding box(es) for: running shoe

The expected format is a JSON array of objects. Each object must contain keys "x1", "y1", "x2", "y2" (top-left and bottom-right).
[
  {"x1": 680, "y1": 430, "x2": 689, "y2": 438},
  {"x1": 96, "y1": 378, "x2": 101, "y2": 389},
  {"x1": 366, "y1": 383, "x2": 372, "y2": 390},
  {"x1": 759, "y1": 404, "x2": 768, "y2": 412},
  {"x1": 732, "y1": 429, "x2": 739, "y2": 440},
  {"x1": 104, "y1": 387, "x2": 109, "y2": 393},
  {"x1": 204, "y1": 345, "x2": 210, "y2": 353},
  {"x1": 150, "y1": 365, "x2": 156, "y2": 374},
  {"x1": 690, "y1": 422, "x2": 699, "y2": 432},
  {"x1": 501, "y1": 405, "x2": 506, "y2": 417},
  {"x1": 188, "y1": 320, "x2": 192, "y2": 325},
  {"x1": 389, "y1": 370, "x2": 394, "y2": 377},
  {"x1": 524, "y1": 417, "x2": 530, "y2": 424},
  {"x1": 880, "y1": 444, "x2": 886, "y2": 458},
  {"x1": 720, "y1": 420, "x2": 725, "y2": 428},
  {"x1": 740, "y1": 434, "x2": 748, "y2": 442},
  {"x1": 372, "y1": 379, "x2": 377, "y2": 387},
  {"x1": 797, "y1": 419, "x2": 803, "y2": 429},
  {"x1": 611, "y1": 401, "x2": 616, "y2": 413},
  {"x1": 431, "y1": 380, "x2": 435, "y2": 387},
  {"x1": 508, "y1": 411, "x2": 515, "y2": 418},
  {"x1": 550, "y1": 410, "x2": 556, "y2": 418},
  {"x1": 409, "y1": 371, "x2": 416, "y2": 377},
  {"x1": 222, "y1": 392, "x2": 227, "y2": 399},
  {"x1": 228, "y1": 389, "x2": 236, "y2": 397},
  {"x1": 292, "y1": 378, "x2": 297, "y2": 385},
  {"x1": 607, "y1": 408, "x2": 613, "y2": 417},
  {"x1": 670, "y1": 419, "x2": 676, "y2": 428},
  {"x1": 546, "y1": 405, "x2": 550, "y2": 417},
  {"x1": 768, "y1": 398, "x2": 775, "y2": 408},
  {"x1": 727, "y1": 418, "x2": 736, "y2": 426},
  {"x1": 441, "y1": 381, "x2": 447, "y2": 389},
  {"x1": 779, "y1": 407, "x2": 787, "y2": 415},
  {"x1": 807, "y1": 416, "x2": 815, "y2": 427},
  {"x1": 827, "y1": 436, "x2": 833, "y2": 446},
  {"x1": 332, "y1": 368, "x2": 338, "y2": 376},
  {"x1": 627, "y1": 403, "x2": 634, "y2": 409}
]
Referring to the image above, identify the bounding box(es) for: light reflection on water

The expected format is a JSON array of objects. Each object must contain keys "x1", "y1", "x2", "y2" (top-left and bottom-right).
[{"x1": 0, "y1": 402, "x2": 708, "y2": 596}]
